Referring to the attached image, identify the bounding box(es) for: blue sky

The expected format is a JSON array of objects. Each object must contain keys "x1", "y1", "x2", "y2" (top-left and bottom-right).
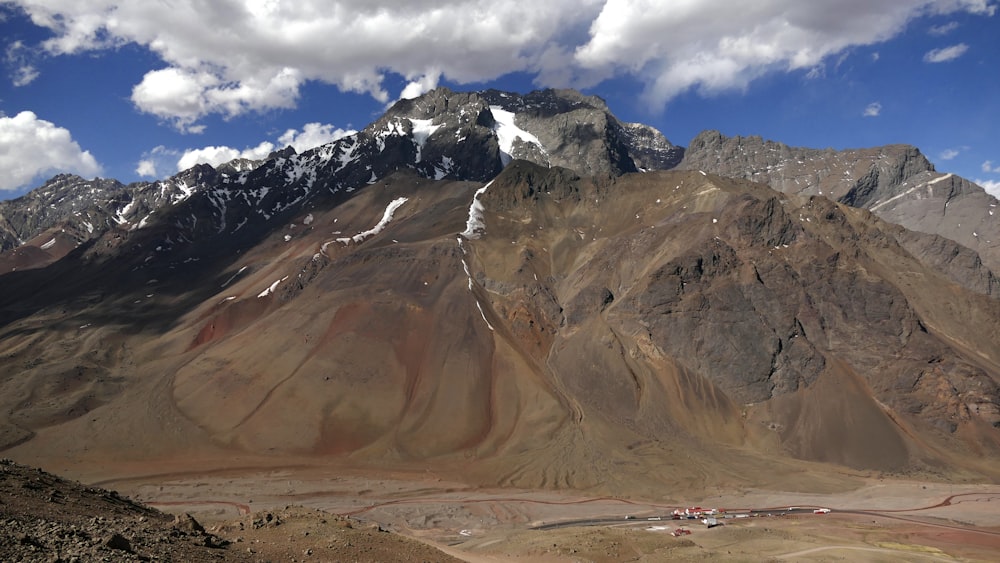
[{"x1": 0, "y1": 0, "x2": 998, "y2": 199}]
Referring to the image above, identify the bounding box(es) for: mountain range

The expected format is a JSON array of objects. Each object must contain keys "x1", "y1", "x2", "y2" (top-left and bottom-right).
[{"x1": 1, "y1": 87, "x2": 998, "y2": 494}]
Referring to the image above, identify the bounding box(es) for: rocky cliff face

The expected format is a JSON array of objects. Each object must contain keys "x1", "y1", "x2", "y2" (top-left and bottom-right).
[
  {"x1": 679, "y1": 130, "x2": 935, "y2": 202},
  {"x1": 680, "y1": 130, "x2": 1000, "y2": 275}
]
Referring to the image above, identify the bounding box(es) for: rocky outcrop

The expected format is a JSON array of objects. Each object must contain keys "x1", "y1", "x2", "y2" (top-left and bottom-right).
[
  {"x1": 0, "y1": 459, "x2": 237, "y2": 562},
  {"x1": 894, "y1": 229, "x2": 1000, "y2": 297},
  {"x1": 679, "y1": 130, "x2": 935, "y2": 202},
  {"x1": 680, "y1": 130, "x2": 1000, "y2": 275},
  {"x1": 678, "y1": 131, "x2": 934, "y2": 203}
]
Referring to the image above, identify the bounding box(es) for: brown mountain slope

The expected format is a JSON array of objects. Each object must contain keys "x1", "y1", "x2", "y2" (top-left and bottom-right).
[
  {"x1": 2, "y1": 165, "x2": 999, "y2": 498},
  {"x1": 469, "y1": 164, "x2": 1000, "y2": 474}
]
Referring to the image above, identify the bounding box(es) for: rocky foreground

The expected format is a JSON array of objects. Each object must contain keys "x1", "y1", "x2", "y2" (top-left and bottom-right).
[{"x1": 0, "y1": 459, "x2": 458, "y2": 562}]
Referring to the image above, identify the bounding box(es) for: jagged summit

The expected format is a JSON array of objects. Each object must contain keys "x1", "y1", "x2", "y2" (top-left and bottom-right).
[
  {"x1": 378, "y1": 86, "x2": 683, "y2": 177},
  {"x1": 681, "y1": 129, "x2": 935, "y2": 202},
  {"x1": 0, "y1": 87, "x2": 682, "y2": 267},
  {"x1": 478, "y1": 88, "x2": 683, "y2": 173}
]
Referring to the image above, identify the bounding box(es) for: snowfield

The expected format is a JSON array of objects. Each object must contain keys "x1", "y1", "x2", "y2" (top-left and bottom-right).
[
  {"x1": 337, "y1": 197, "x2": 409, "y2": 245},
  {"x1": 461, "y1": 180, "x2": 494, "y2": 239},
  {"x1": 409, "y1": 118, "x2": 441, "y2": 163},
  {"x1": 489, "y1": 106, "x2": 544, "y2": 165}
]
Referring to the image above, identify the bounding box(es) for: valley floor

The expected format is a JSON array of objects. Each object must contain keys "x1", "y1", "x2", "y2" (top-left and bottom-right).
[{"x1": 47, "y1": 457, "x2": 1000, "y2": 562}]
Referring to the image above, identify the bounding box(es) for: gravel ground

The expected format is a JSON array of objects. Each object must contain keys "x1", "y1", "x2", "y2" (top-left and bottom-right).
[{"x1": 0, "y1": 459, "x2": 459, "y2": 562}]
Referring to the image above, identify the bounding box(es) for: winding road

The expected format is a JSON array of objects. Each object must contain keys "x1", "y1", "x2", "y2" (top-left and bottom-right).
[
  {"x1": 136, "y1": 481, "x2": 1000, "y2": 543},
  {"x1": 525, "y1": 491, "x2": 1000, "y2": 537}
]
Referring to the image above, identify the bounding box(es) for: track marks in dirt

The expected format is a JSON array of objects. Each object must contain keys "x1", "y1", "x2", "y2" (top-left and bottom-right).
[
  {"x1": 146, "y1": 499, "x2": 251, "y2": 516},
  {"x1": 342, "y1": 493, "x2": 675, "y2": 518}
]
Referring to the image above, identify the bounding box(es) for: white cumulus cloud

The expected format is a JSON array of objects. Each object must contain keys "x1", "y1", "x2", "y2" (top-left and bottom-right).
[
  {"x1": 923, "y1": 43, "x2": 969, "y2": 62},
  {"x1": 278, "y1": 123, "x2": 356, "y2": 153},
  {"x1": 134, "y1": 145, "x2": 178, "y2": 178},
  {"x1": 175, "y1": 121, "x2": 355, "y2": 171},
  {"x1": 129, "y1": 68, "x2": 217, "y2": 134},
  {"x1": 864, "y1": 102, "x2": 883, "y2": 117},
  {"x1": 939, "y1": 148, "x2": 960, "y2": 160},
  {"x1": 0, "y1": 111, "x2": 102, "y2": 191},
  {"x1": 136, "y1": 121, "x2": 355, "y2": 179},
  {"x1": 4, "y1": 0, "x2": 997, "y2": 125},
  {"x1": 176, "y1": 141, "x2": 276, "y2": 171},
  {"x1": 8, "y1": 0, "x2": 599, "y2": 130},
  {"x1": 976, "y1": 179, "x2": 1000, "y2": 198},
  {"x1": 135, "y1": 158, "x2": 157, "y2": 177},
  {"x1": 398, "y1": 72, "x2": 442, "y2": 103},
  {"x1": 574, "y1": 0, "x2": 996, "y2": 106},
  {"x1": 983, "y1": 160, "x2": 1000, "y2": 173}
]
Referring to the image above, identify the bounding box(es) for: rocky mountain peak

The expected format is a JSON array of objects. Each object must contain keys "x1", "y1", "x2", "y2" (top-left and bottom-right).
[
  {"x1": 680, "y1": 129, "x2": 1000, "y2": 274},
  {"x1": 682, "y1": 130, "x2": 935, "y2": 203},
  {"x1": 0, "y1": 175, "x2": 126, "y2": 251},
  {"x1": 480, "y1": 87, "x2": 610, "y2": 115},
  {"x1": 477, "y1": 88, "x2": 683, "y2": 176},
  {"x1": 384, "y1": 86, "x2": 488, "y2": 120},
  {"x1": 373, "y1": 86, "x2": 683, "y2": 179}
]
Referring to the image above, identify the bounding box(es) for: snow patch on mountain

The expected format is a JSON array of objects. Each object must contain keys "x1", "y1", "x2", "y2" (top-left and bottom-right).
[
  {"x1": 409, "y1": 118, "x2": 441, "y2": 163},
  {"x1": 221, "y1": 265, "x2": 248, "y2": 288},
  {"x1": 871, "y1": 173, "x2": 954, "y2": 212},
  {"x1": 335, "y1": 138, "x2": 359, "y2": 172},
  {"x1": 927, "y1": 173, "x2": 954, "y2": 186},
  {"x1": 336, "y1": 197, "x2": 408, "y2": 245},
  {"x1": 205, "y1": 190, "x2": 229, "y2": 233},
  {"x1": 136, "y1": 212, "x2": 155, "y2": 229},
  {"x1": 172, "y1": 180, "x2": 196, "y2": 204},
  {"x1": 114, "y1": 199, "x2": 136, "y2": 225},
  {"x1": 457, "y1": 235, "x2": 494, "y2": 329},
  {"x1": 375, "y1": 119, "x2": 407, "y2": 153},
  {"x1": 257, "y1": 276, "x2": 288, "y2": 298},
  {"x1": 434, "y1": 156, "x2": 455, "y2": 180},
  {"x1": 282, "y1": 155, "x2": 316, "y2": 187},
  {"x1": 489, "y1": 106, "x2": 544, "y2": 166},
  {"x1": 462, "y1": 180, "x2": 493, "y2": 239},
  {"x1": 476, "y1": 301, "x2": 494, "y2": 331},
  {"x1": 457, "y1": 236, "x2": 476, "y2": 291}
]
